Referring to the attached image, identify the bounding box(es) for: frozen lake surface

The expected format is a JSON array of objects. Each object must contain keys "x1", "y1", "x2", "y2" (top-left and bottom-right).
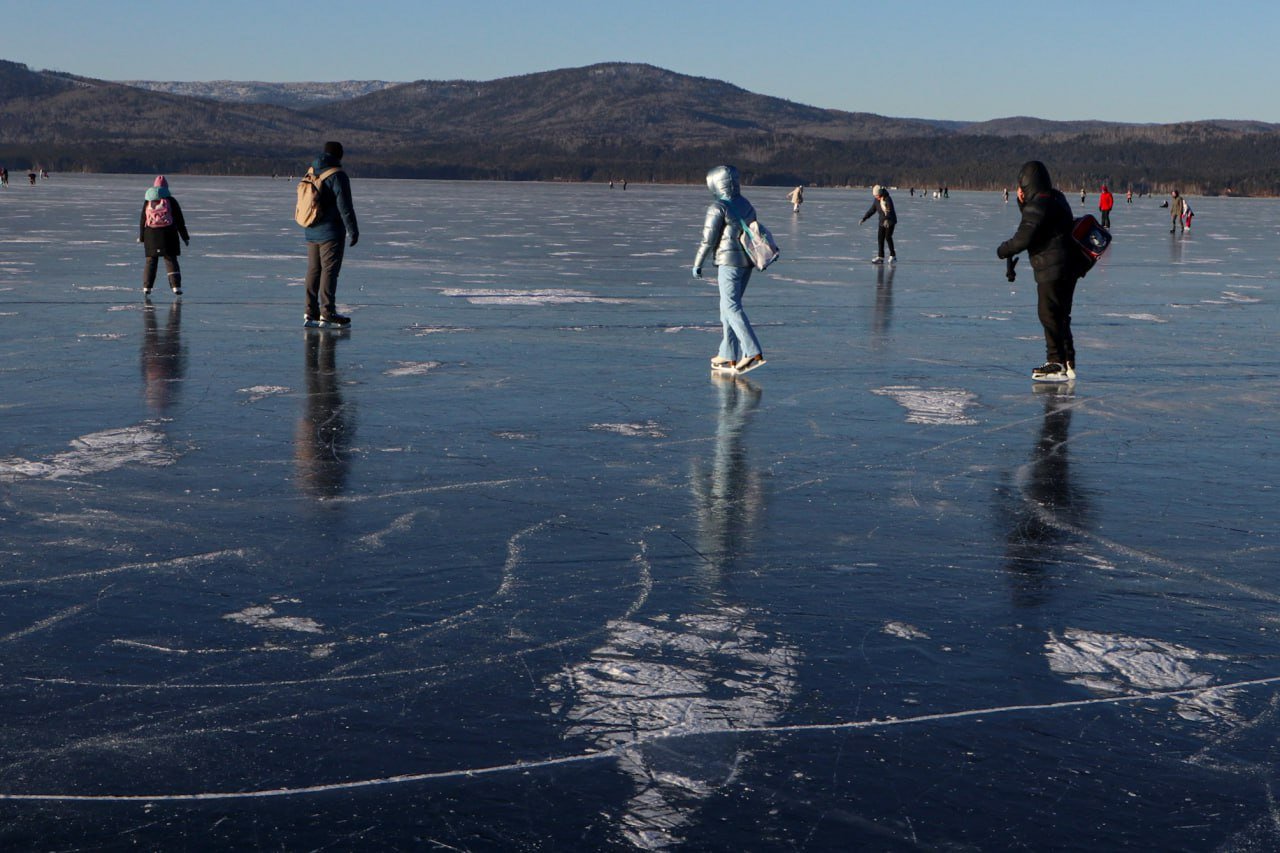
[{"x1": 0, "y1": 175, "x2": 1276, "y2": 849}]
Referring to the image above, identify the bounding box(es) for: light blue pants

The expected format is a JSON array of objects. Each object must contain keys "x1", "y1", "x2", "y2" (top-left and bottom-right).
[{"x1": 717, "y1": 264, "x2": 762, "y2": 362}]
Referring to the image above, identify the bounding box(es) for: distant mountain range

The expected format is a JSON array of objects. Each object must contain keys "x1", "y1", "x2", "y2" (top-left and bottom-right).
[
  {"x1": 119, "y1": 79, "x2": 401, "y2": 109},
  {"x1": 3, "y1": 59, "x2": 1279, "y2": 194}
]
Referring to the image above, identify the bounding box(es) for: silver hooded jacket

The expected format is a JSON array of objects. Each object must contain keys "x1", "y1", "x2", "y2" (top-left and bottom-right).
[{"x1": 693, "y1": 165, "x2": 756, "y2": 270}]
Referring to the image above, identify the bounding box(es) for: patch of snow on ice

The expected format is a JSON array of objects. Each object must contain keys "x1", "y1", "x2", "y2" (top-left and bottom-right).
[
  {"x1": 883, "y1": 621, "x2": 929, "y2": 640},
  {"x1": 0, "y1": 423, "x2": 177, "y2": 480},
  {"x1": 223, "y1": 603, "x2": 324, "y2": 635},
  {"x1": 385, "y1": 361, "x2": 443, "y2": 377},
  {"x1": 590, "y1": 421, "x2": 668, "y2": 438},
  {"x1": 872, "y1": 386, "x2": 979, "y2": 426}
]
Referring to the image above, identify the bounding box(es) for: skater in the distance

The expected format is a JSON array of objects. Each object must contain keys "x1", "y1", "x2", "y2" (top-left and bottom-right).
[
  {"x1": 859, "y1": 184, "x2": 897, "y2": 263},
  {"x1": 1169, "y1": 190, "x2": 1186, "y2": 233},
  {"x1": 996, "y1": 160, "x2": 1081, "y2": 382},
  {"x1": 787, "y1": 185, "x2": 804, "y2": 213},
  {"x1": 692, "y1": 165, "x2": 765, "y2": 374},
  {"x1": 138, "y1": 176, "x2": 189, "y2": 297},
  {"x1": 1098, "y1": 184, "x2": 1114, "y2": 228},
  {"x1": 302, "y1": 141, "x2": 359, "y2": 328}
]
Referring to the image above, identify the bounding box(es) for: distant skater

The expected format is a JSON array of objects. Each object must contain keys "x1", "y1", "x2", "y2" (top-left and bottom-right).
[
  {"x1": 693, "y1": 165, "x2": 765, "y2": 374},
  {"x1": 1183, "y1": 198, "x2": 1194, "y2": 231},
  {"x1": 1169, "y1": 190, "x2": 1185, "y2": 233},
  {"x1": 0, "y1": 167, "x2": 7, "y2": 187},
  {"x1": 302, "y1": 141, "x2": 359, "y2": 328},
  {"x1": 997, "y1": 161, "x2": 1081, "y2": 383},
  {"x1": 859, "y1": 184, "x2": 897, "y2": 263},
  {"x1": 1004, "y1": 187, "x2": 1010, "y2": 203},
  {"x1": 787, "y1": 185, "x2": 804, "y2": 213},
  {"x1": 1080, "y1": 187, "x2": 1086, "y2": 203},
  {"x1": 139, "y1": 176, "x2": 189, "y2": 297},
  {"x1": 1098, "y1": 184, "x2": 1114, "y2": 228},
  {"x1": 1126, "y1": 188, "x2": 1133, "y2": 204}
]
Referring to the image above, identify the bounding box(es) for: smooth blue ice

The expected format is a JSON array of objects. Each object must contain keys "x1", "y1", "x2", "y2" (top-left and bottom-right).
[{"x1": 0, "y1": 175, "x2": 1276, "y2": 849}]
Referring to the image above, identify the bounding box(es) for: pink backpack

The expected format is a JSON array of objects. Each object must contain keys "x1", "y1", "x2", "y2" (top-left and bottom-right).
[{"x1": 145, "y1": 198, "x2": 173, "y2": 228}]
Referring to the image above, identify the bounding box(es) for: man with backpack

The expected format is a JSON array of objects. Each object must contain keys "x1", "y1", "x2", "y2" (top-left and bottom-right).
[
  {"x1": 997, "y1": 161, "x2": 1081, "y2": 383},
  {"x1": 300, "y1": 141, "x2": 359, "y2": 328}
]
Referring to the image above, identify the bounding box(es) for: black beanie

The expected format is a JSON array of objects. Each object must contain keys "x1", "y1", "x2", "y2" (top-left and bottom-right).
[{"x1": 323, "y1": 141, "x2": 344, "y2": 161}]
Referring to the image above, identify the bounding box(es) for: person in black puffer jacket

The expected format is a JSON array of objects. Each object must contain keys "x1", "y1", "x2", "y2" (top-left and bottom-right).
[{"x1": 997, "y1": 161, "x2": 1081, "y2": 382}]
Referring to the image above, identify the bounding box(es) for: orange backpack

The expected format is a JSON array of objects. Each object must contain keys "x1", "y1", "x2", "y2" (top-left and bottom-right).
[{"x1": 294, "y1": 167, "x2": 341, "y2": 227}]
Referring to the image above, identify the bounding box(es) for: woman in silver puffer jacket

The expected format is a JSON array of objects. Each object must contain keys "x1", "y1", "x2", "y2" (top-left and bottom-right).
[{"x1": 692, "y1": 165, "x2": 765, "y2": 373}]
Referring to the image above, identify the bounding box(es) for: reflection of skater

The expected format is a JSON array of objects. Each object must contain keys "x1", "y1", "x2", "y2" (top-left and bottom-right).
[
  {"x1": 302, "y1": 141, "x2": 359, "y2": 328},
  {"x1": 693, "y1": 165, "x2": 765, "y2": 374},
  {"x1": 140, "y1": 300, "x2": 186, "y2": 414},
  {"x1": 859, "y1": 184, "x2": 897, "y2": 263},
  {"x1": 787, "y1": 185, "x2": 804, "y2": 212},
  {"x1": 997, "y1": 161, "x2": 1081, "y2": 382},
  {"x1": 872, "y1": 261, "x2": 895, "y2": 348},
  {"x1": 294, "y1": 329, "x2": 355, "y2": 498},
  {"x1": 1098, "y1": 184, "x2": 1114, "y2": 228},
  {"x1": 1001, "y1": 388, "x2": 1088, "y2": 608},
  {"x1": 698, "y1": 374, "x2": 765, "y2": 555},
  {"x1": 544, "y1": 374, "x2": 797, "y2": 849},
  {"x1": 139, "y1": 176, "x2": 189, "y2": 297},
  {"x1": 1169, "y1": 190, "x2": 1185, "y2": 233}
]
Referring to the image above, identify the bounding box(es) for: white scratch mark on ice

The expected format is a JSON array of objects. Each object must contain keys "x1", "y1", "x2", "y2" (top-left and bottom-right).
[
  {"x1": 11, "y1": 672, "x2": 1280, "y2": 803},
  {"x1": 441, "y1": 288, "x2": 634, "y2": 305},
  {"x1": 0, "y1": 549, "x2": 251, "y2": 588},
  {"x1": 0, "y1": 603, "x2": 91, "y2": 642}
]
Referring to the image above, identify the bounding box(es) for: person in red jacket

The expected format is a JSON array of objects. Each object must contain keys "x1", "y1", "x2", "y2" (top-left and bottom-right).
[{"x1": 1098, "y1": 185, "x2": 1114, "y2": 228}]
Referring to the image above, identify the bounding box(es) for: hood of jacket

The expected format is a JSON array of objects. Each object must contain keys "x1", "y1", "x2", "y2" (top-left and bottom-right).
[
  {"x1": 706, "y1": 165, "x2": 740, "y2": 201},
  {"x1": 1017, "y1": 161, "x2": 1053, "y2": 198},
  {"x1": 313, "y1": 151, "x2": 341, "y2": 172}
]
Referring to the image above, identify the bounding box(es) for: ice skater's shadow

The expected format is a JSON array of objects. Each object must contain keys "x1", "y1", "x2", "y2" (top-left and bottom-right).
[
  {"x1": 140, "y1": 300, "x2": 186, "y2": 415},
  {"x1": 294, "y1": 329, "x2": 356, "y2": 498}
]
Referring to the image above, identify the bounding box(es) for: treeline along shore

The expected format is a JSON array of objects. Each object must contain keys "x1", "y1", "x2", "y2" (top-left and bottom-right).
[{"x1": 4, "y1": 60, "x2": 1280, "y2": 196}]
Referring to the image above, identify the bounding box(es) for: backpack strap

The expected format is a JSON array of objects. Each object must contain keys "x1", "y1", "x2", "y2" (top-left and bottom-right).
[{"x1": 316, "y1": 167, "x2": 342, "y2": 183}]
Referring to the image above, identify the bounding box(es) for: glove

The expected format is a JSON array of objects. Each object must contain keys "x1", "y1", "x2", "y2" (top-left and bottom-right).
[
  {"x1": 692, "y1": 266, "x2": 702, "y2": 279},
  {"x1": 183, "y1": 239, "x2": 189, "y2": 247},
  {"x1": 349, "y1": 233, "x2": 359, "y2": 247},
  {"x1": 1005, "y1": 256, "x2": 1019, "y2": 282}
]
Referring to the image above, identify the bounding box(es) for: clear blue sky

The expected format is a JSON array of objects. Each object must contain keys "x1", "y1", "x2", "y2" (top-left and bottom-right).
[{"x1": 7, "y1": 0, "x2": 1275, "y2": 123}]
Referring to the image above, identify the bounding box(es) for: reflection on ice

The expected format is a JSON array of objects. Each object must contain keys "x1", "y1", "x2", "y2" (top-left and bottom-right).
[{"x1": 548, "y1": 376, "x2": 796, "y2": 849}]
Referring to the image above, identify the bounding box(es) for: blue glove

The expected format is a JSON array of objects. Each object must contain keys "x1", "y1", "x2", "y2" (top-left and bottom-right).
[{"x1": 692, "y1": 266, "x2": 702, "y2": 279}]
